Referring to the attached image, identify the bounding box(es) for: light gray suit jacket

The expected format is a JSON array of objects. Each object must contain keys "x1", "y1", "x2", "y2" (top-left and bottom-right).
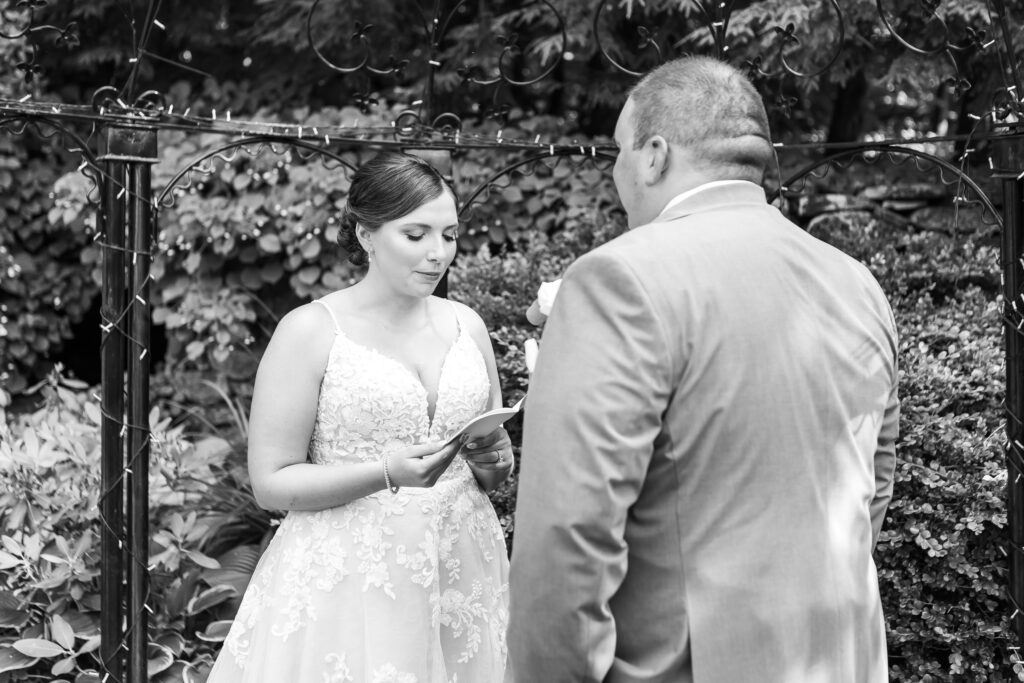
[{"x1": 508, "y1": 182, "x2": 898, "y2": 683}]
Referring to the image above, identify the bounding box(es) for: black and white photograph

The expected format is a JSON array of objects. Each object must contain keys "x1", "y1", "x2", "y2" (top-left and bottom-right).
[{"x1": 0, "y1": 1, "x2": 1023, "y2": 681}]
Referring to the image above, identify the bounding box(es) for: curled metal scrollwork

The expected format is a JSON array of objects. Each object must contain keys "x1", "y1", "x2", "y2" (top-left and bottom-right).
[
  {"x1": 876, "y1": 0, "x2": 958, "y2": 56},
  {"x1": 307, "y1": 0, "x2": 566, "y2": 116},
  {"x1": 1, "y1": 0, "x2": 80, "y2": 79},
  {"x1": 873, "y1": 0, "x2": 971, "y2": 100},
  {"x1": 457, "y1": 0, "x2": 566, "y2": 88},
  {"x1": 307, "y1": 0, "x2": 410, "y2": 77},
  {"x1": 591, "y1": 0, "x2": 1003, "y2": 115},
  {"x1": 90, "y1": 86, "x2": 166, "y2": 119},
  {"x1": 459, "y1": 147, "x2": 614, "y2": 220},
  {"x1": 592, "y1": 0, "x2": 667, "y2": 78},
  {"x1": 0, "y1": 111, "x2": 103, "y2": 202},
  {"x1": 156, "y1": 136, "x2": 358, "y2": 210},
  {"x1": 752, "y1": 1, "x2": 845, "y2": 80},
  {"x1": 391, "y1": 109, "x2": 466, "y2": 142},
  {"x1": 774, "y1": 143, "x2": 1001, "y2": 228}
]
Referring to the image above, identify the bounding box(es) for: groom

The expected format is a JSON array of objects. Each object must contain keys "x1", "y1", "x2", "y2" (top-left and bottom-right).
[{"x1": 508, "y1": 56, "x2": 898, "y2": 682}]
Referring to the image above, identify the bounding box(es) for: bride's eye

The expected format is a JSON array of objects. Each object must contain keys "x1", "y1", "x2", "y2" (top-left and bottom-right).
[
  {"x1": 443, "y1": 232, "x2": 458, "y2": 242},
  {"x1": 406, "y1": 233, "x2": 425, "y2": 241}
]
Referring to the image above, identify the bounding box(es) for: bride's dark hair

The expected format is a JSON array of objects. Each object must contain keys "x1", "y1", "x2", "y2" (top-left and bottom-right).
[{"x1": 338, "y1": 152, "x2": 458, "y2": 266}]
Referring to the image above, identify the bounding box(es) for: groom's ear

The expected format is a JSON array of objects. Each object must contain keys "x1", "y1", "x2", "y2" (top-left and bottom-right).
[{"x1": 641, "y1": 135, "x2": 670, "y2": 186}]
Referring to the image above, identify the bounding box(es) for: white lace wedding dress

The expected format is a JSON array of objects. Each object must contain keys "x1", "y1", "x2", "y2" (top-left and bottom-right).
[{"x1": 206, "y1": 301, "x2": 510, "y2": 683}]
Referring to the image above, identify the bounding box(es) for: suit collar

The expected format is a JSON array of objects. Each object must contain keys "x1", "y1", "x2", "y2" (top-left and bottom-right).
[{"x1": 652, "y1": 180, "x2": 767, "y2": 224}]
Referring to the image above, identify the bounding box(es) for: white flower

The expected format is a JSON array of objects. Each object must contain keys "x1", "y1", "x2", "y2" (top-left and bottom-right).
[
  {"x1": 524, "y1": 339, "x2": 539, "y2": 374},
  {"x1": 536, "y1": 278, "x2": 562, "y2": 316}
]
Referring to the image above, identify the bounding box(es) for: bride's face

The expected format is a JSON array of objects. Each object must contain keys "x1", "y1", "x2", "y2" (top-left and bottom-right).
[{"x1": 363, "y1": 191, "x2": 459, "y2": 297}]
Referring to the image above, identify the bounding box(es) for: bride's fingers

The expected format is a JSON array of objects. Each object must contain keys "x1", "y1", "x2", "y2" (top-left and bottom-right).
[
  {"x1": 468, "y1": 453, "x2": 513, "y2": 471},
  {"x1": 420, "y1": 440, "x2": 461, "y2": 470},
  {"x1": 463, "y1": 429, "x2": 511, "y2": 453},
  {"x1": 464, "y1": 449, "x2": 510, "y2": 466}
]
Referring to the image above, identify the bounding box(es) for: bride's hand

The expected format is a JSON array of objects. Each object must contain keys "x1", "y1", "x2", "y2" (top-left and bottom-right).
[
  {"x1": 460, "y1": 427, "x2": 514, "y2": 473},
  {"x1": 385, "y1": 440, "x2": 462, "y2": 488}
]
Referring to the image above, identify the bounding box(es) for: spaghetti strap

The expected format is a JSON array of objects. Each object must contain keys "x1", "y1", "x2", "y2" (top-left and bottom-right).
[
  {"x1": 312, "y1": 299, "x2": 342, "y2": 335},
  {"x1": 447, "y1": 299, "x2": 462, "y2": 336}
]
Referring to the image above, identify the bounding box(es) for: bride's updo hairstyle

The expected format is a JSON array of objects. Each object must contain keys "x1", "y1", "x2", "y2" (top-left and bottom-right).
[{"x1": 338, "y1": 151, "x2": 458, "y2": 266}]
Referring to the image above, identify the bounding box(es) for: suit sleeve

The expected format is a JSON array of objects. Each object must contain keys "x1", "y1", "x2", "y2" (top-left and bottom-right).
[
  {"x1": 870, "y1": 306, "x2": 899, "y2": 551},
  {"x1": 508, "y1": 250, "x2": 674, "y2": 681}
]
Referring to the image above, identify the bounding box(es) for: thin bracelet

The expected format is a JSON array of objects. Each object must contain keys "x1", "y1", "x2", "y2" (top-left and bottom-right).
[{"x1": 382, "y1": 454, "x2": 400, "y2": 494}]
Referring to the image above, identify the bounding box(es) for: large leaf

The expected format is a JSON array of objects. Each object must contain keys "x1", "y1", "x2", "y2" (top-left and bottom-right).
[
  {"x1": 186, "y1": 585, "x2": 238, "y2": 615},
  {"x1": 184, "y1": 549, "x2": 221, "y2": 569},
  {"x1": 147, "y1": 643, "x2": 175, "y2": 677},
  {"x1": 154, "y1": 631, "x2": 185, "y2": 657},
  {"x1": 260, "y1": 261, "x2": 284, "y2": 283},
  {"x1": 77, "y1": 636, "x2": 101, "y2": 655},
  {"x1": 165, "y1": 571, "x2": 203, "y2": 616},
  {"x1": 49, "y1": 613, "x2": 75, "y2": 650},
  {"x1": 258, "y1": 234, "x2": 282, "y2": 253},
  {"x1": 0, "y1": 550, "x2": 20, "y2": 570},
  {"x1": 62, "y1": 610, "x2": 100, "y2": 637},
  {"x1": 51, "y1": 655, "x2": 77, "y2": 676},
  {"x1": 202, "y1": 544, "x2": 262, "y2": 596},
  {"x1": 184, "y1": 659, "x2": 213, "y2": 683},
  {"x1": 0, "y1": 644, "x2": 38, "y2": 674},
  {"x1": 195, "y1": 619, "x2": 233, "y2": 643},
  {"x1": 296, "y1": 264, "x2": 321, "y2": 285},
  {"x1": 0, "y1": 590, "x2": 30, "y2": 629},
  {"x1": 152, "y1": 660, "x2": 191, "y2": 683},
  {"x1": 12, "y1": 637, "x2": 66, "y2": 658}
]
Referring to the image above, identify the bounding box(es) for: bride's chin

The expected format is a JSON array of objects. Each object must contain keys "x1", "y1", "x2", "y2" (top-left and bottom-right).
[{"x1": 406, "y1": 284, "x2": 436, "y2": 298}]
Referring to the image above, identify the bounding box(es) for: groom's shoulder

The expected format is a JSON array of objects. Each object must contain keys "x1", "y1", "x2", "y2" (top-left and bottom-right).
[
  {"x1": 572, "y1": 230, "x2": 633, "y2": 269},
  {"x1": 565, "y1": 227, "x2": 662, "y2": 289},
  {"x1": 579, "y1": 220, "x2": 674, "y2": 266}
]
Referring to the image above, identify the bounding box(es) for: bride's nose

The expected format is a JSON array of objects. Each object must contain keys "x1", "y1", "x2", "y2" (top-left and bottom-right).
[{"x1": 426, "y1": 235, "x2": 445, "y2": 263}]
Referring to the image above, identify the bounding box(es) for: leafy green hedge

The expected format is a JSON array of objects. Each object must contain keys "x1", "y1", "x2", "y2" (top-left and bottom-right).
[
  {"x1": 0, "y1": 136, "x2": 96, "y2": 398},
  {"x1": 807, "y1": 209, "x2": 1017, "y2": 679}
]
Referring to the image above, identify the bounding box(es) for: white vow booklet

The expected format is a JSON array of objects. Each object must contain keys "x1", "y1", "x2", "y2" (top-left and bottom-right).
[{"x1": 446, "y1": 395, "x2": 525, "y2": 445}]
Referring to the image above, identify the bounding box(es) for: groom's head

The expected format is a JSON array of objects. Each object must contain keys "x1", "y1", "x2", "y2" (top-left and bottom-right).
[{"x1": 612, "y1": 56, "x2": 773, "y2": 228}]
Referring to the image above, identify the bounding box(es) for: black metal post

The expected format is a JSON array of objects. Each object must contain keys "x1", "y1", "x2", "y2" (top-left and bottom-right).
[
  {"x1": 99, "y1": 155, "x2": 127, "y2": 683},
  {"x1": 996, "y1": 123, "x2": 1024, "y2": 647},
  {"x1": 127, "y1": 160, "x2": 154, "y2": 683},
  {"x1": 99, "y1": 125, "x2": 158, "y2": 683}
]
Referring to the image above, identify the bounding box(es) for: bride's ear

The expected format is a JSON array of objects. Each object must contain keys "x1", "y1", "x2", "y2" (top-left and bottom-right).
[{"x1": 355, "y1": 224, "x2": 373, "y2": 253}]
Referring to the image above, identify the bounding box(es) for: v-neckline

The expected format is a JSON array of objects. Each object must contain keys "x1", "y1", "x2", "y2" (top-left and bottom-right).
[{"x1": 335, "y1": 324, "x2": 464, "y2": 432}]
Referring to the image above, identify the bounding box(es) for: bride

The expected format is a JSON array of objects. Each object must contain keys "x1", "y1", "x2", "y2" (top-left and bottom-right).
[{"x1": 206, "y1": 151, "x2": 514, "y2": 683}]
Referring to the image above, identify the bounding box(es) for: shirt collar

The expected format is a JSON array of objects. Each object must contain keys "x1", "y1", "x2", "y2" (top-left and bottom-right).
[
  {"x1": 645, "y1": 180, "x2": 769, "y2": 225},
  {"x1": 657, "y1": 180, "x2": 761, "y2": 220}
]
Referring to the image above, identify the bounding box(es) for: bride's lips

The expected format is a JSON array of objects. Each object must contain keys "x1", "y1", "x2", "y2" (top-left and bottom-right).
[{"x1": 416, "y1": 271, "x2": 443, "y2": 278}]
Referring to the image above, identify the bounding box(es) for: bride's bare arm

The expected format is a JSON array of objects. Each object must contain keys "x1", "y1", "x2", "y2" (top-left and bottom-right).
[{"x1": 247, "y1": 304, "x2": 459, "y2": 511}]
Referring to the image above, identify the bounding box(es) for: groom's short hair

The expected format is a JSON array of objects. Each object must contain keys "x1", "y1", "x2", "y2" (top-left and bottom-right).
[{"x1": 629, "y1": 56, "x2": 773, "y2": 183}]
